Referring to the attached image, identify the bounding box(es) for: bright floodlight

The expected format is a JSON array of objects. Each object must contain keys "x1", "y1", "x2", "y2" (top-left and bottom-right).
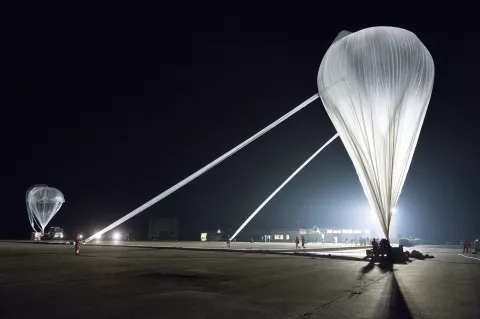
[
  {"x1": 112, "y1": 232, "x2": 121, "y2": 240},
  {"x1": 318, "y1": 27, "x2": 434, "y2": 239},
  {"x1": 26, "y1": 185, "x2": 65, "y2": 234}
]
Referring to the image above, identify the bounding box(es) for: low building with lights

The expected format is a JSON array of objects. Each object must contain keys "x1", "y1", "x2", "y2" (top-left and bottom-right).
[
  {"x1": 235, "y1": 228, "x2": 376, "y2": 243},
  {"x1": 200, "y1": 229, "x2": 222, "y2": 241}
]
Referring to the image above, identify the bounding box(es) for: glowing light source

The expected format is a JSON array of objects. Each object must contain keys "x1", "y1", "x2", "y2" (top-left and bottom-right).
[{"x1": 112, "y1": 232, "x2": 121, "y2": 241}]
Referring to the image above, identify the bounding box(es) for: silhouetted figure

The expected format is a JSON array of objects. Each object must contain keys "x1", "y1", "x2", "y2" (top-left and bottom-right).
[
  {"x1": 463, "y1": 237, "x2": 471, "y2": 253},
  {"x1": 463, "y1": 238, "x2": 469, "y2": 253},
  {"x1": 295, "y1": 236, "x2": 300, "y2": 249},
  {"x1": 371, "y1": 238, "x2": 379, "y2": 257},
  {"x1": 227, "y1": 235, "x2": 231, "y2": 248},
  {"x1": 380, "y1": 238, "x2": 392, "y2": 260},
  {"x1": 74, "y1": 233, "x2": 81, "y2": 256},
  {"x1": 301, "y1": 236, "x2": 305, "y2": 248}
]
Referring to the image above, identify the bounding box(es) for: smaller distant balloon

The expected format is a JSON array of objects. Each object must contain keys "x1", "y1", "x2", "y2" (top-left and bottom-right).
[{"x1": 26, "y1": 185, "x2": 65, "y2": 234}]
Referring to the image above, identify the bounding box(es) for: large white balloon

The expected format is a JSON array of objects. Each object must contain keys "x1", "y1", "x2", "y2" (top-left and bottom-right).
[
  {"x1": 318, "y1": 27, "x2": 434, "y2": 238},
  {"x1": 26, "y1": 185, "x2": 65, "y2": 233}
]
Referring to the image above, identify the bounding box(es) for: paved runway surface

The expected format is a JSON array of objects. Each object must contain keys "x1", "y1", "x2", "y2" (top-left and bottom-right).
[
  {"x1": 0, "y1": 242, "x2": 479, "y2": 318},
  {"x1": 39, "y1": 240, "x2": 368, "y2": 251}
]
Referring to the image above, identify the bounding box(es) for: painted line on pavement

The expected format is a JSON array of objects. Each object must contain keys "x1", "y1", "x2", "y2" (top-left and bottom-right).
[{"x1": 458, "y1": 253, "x2": 480, "y2": 261}]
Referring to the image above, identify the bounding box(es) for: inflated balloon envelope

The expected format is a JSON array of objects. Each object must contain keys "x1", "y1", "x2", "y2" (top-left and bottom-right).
[
  {"x1": 26, "y1": 185, "x2": 65, "y2": 234},
  {"x1": 318, "y1": 27, "x2": 435, "y2": 239}
]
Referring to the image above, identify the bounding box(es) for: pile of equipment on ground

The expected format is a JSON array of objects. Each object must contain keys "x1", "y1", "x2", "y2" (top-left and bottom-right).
[{"x1": 364, "y1": 239, "x2": 434, "y2": 263}]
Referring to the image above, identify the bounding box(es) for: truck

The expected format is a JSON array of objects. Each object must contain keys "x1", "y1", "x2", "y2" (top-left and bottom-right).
[{"x1": 41, "y1": 227, "x2": 64, "y2": 240}]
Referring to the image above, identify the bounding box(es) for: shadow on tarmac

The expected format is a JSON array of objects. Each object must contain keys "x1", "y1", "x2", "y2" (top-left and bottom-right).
[
  {"x1": 359, "y1": 260, "x2": 413, "y2": 319},
  {"x1": 383, "y1": 272, "x2": 413, "y2": 319}
]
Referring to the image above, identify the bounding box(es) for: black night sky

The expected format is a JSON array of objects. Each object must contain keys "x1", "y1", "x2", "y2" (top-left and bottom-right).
[{"x1": 2, "y1": 4, "x2": 479, "y2": 241}]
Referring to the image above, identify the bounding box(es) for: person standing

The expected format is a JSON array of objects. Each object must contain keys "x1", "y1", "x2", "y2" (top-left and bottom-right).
[
  {"x1": 74, "y1": 233, "x2": 81, "y2": 256},
  {"x1": 301, "y1": 236, "x2": 305, "y2": 249},
  {"x1": 295, "y1": 236, "x2": 300, "y2": 249},
  {"x1": 371, "y1": 238, "x2": 379, "y2": 257}
]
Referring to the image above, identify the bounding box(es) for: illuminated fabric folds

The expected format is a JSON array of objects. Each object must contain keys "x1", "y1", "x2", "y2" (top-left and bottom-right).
[
  {"x1": 317, "y1": 27, "x2": 434, "y2": 238},
  {"x1": 26, "y1": 185, "x2": 65, "y2": 233}
]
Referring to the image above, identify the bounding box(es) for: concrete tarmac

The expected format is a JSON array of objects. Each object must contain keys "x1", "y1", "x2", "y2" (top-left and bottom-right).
[
  {"x1": 13, "y1": 239, "x2": 368, "y2": 251},
  {"x1": 0, "y1": 242, "x2": 478, "y2": 318}
]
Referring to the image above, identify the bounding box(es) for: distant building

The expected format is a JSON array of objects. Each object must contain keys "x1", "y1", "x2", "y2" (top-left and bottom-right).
[
  {"x1": 200, "y1": 229, "x2": 227, "y2": 242},
  {"x1": 148, "y1": 218, "x2": 179, "y2": 240},
  {"x1": 317, "y1": 228, "x2": 373, "y2": 243},
  {"x1": 245, "y1": 229, "x2": 299, "y2": 242},
  {"x1": 237, "y1": 228, "x2": 374, "y2": 243}
]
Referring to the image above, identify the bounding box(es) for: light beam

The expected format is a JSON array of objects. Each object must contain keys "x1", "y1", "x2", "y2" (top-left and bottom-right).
[
  {"x1": 84, "y1": 94, "x2": 319, "y2": 243},
  {"x1": 229, "y1": 133, "x2": 339, "y2": 241}
]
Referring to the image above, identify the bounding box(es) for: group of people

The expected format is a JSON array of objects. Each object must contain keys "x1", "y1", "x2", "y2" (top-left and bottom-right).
[
  {"x1": 345, "y1": 237, "x2": 370, "y2": 246},
  {"x1": 463, "y1": 238, "x2": 476, "y2": 253},
  {"x1": 295, "y1": 236, "x2": 305, "y2": 249},
  {"x1": 370, "y1": 237, "x2": 392, "y2": 259}
]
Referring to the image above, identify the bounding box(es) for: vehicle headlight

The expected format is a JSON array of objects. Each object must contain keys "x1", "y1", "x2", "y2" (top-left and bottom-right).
[{"x1": 113, "y1": 232, "x2": 121, "y2": 240}]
